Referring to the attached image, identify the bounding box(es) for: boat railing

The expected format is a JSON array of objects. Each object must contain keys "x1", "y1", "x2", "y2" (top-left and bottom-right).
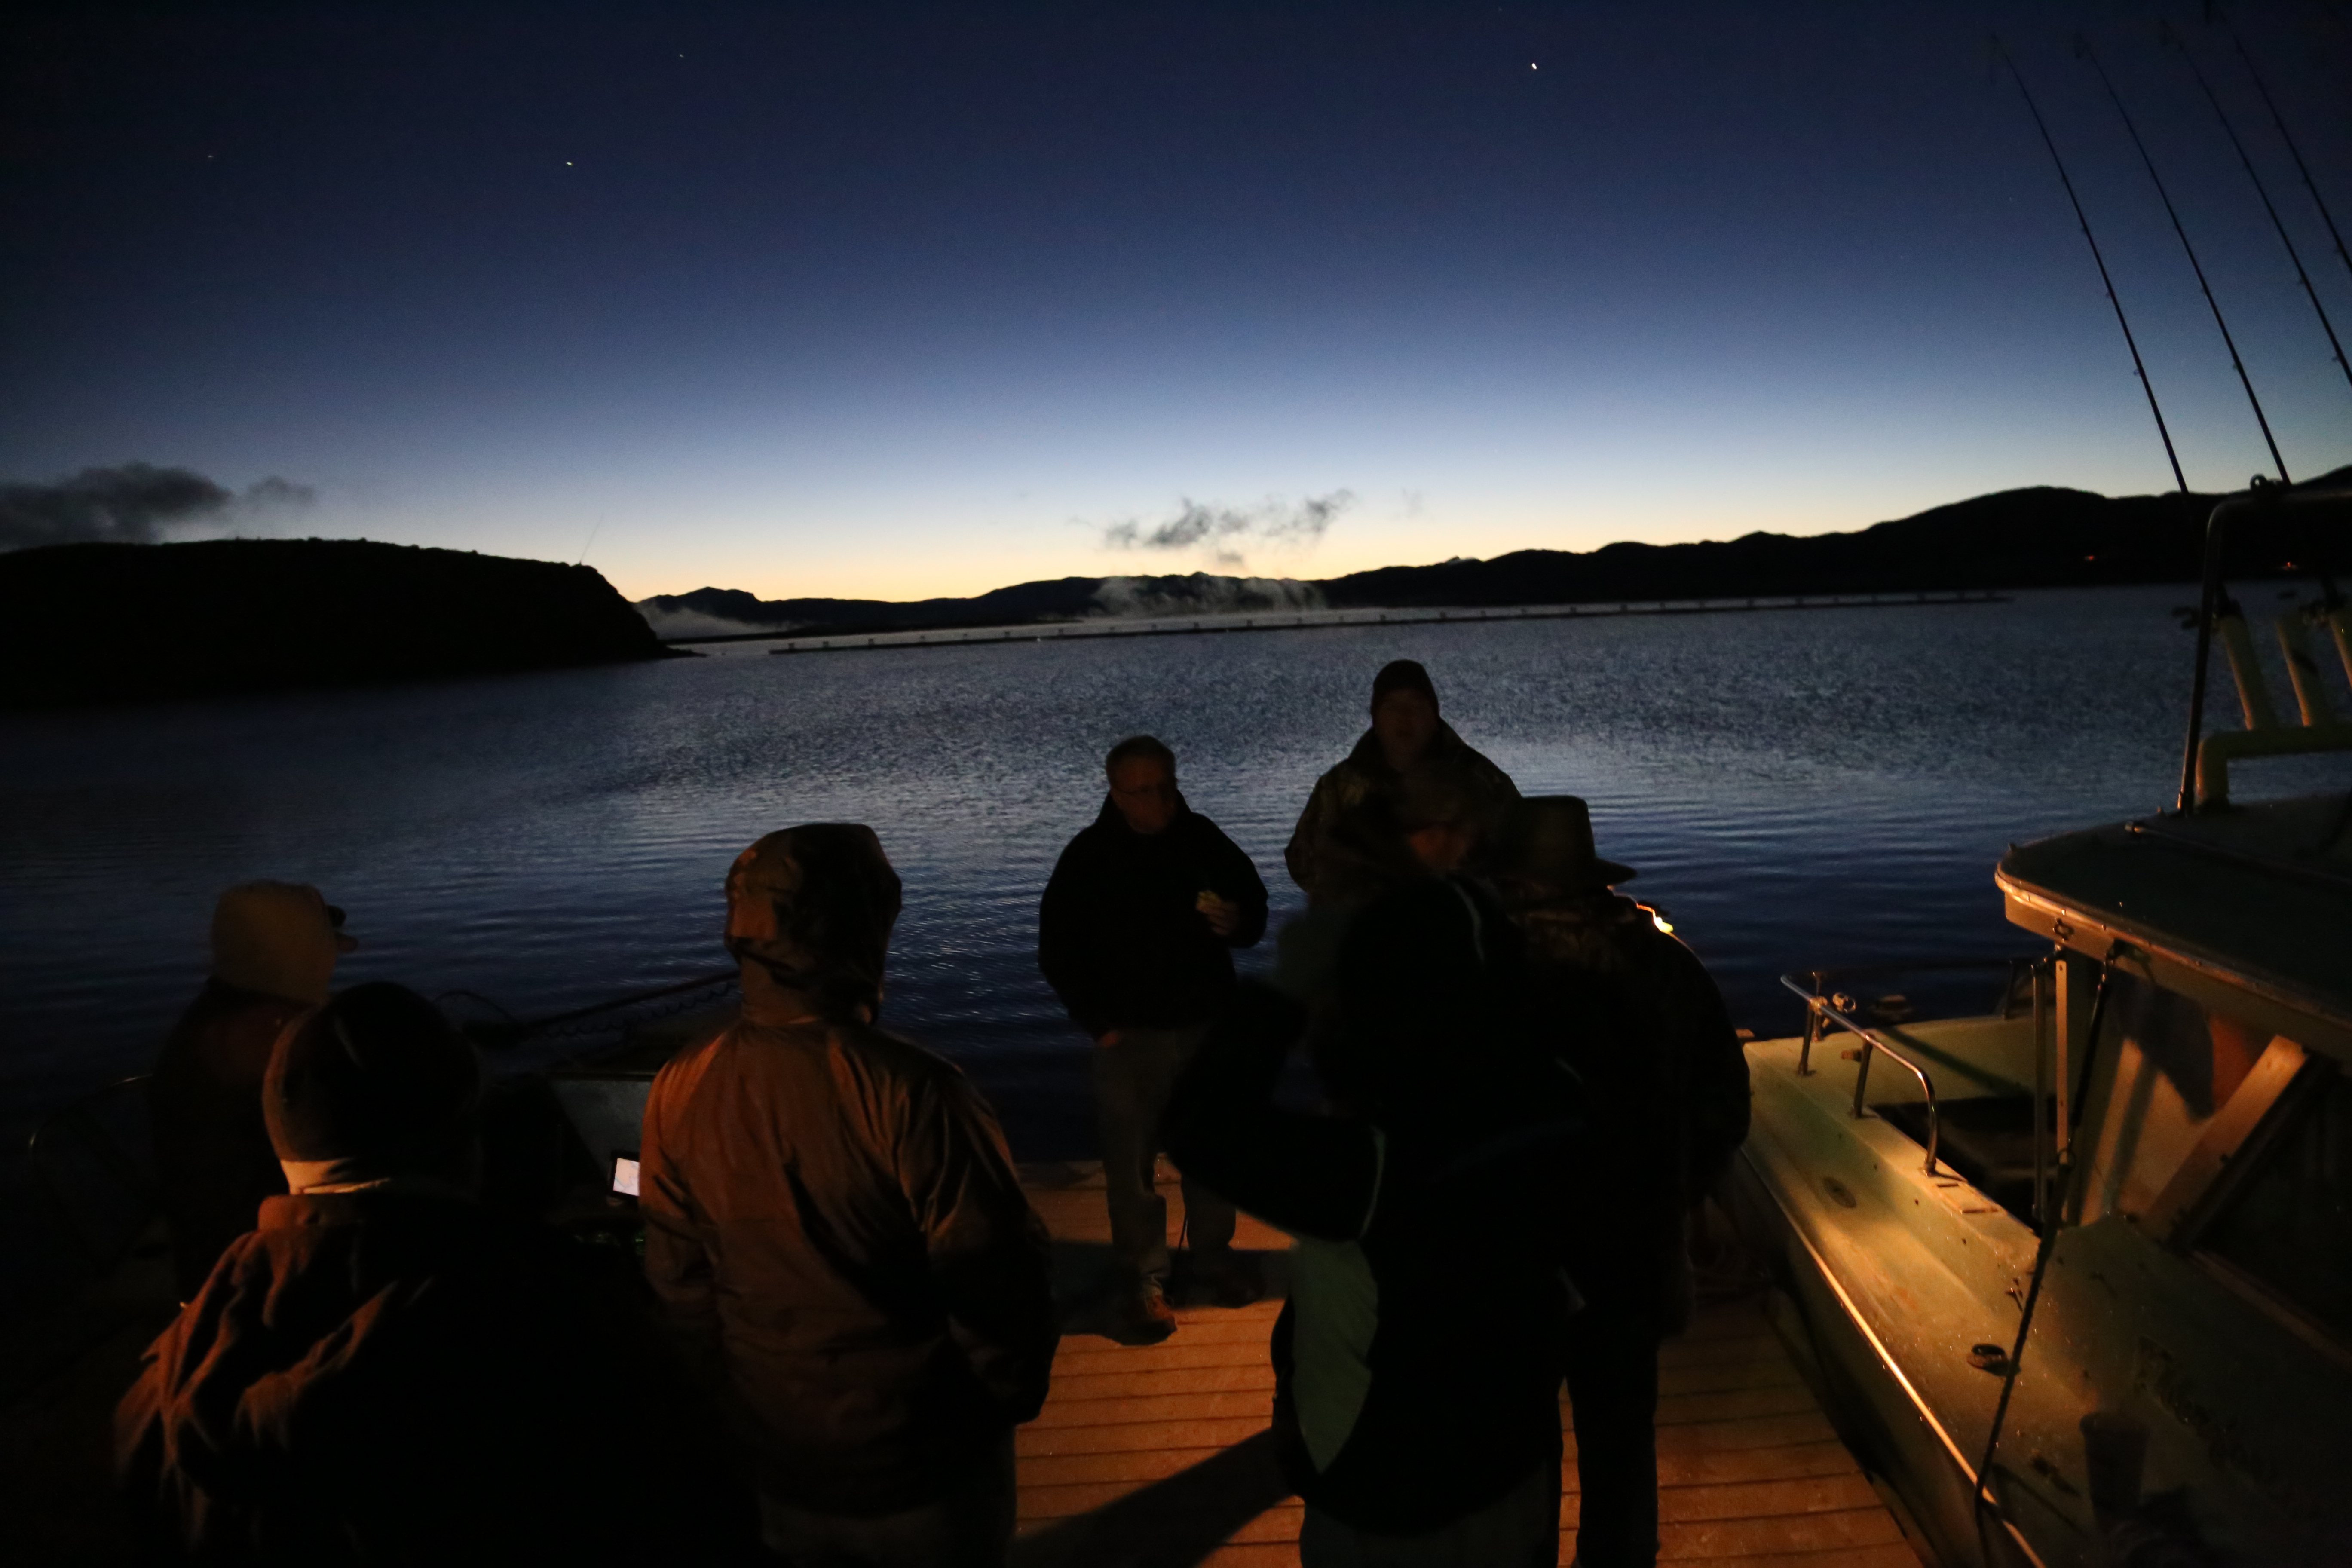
[
  {"x1": 1783, "y1": 970, "x2": 2020, "y2": 1179},
  {"x1": 2178, "y1": 478, "x2": 2352, "y2": 812},
  {"x1": 1784, "y1": 958, "x2": 2037, "y2": 1074}
]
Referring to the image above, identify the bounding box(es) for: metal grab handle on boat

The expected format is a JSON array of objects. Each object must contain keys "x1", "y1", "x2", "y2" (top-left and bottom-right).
[
  {"x1": 1787, "y1": 959, "x2": 2034, "y2": 1077},
  {"x1": 1780, "y1": 974, "x2": 1944, "y2": 1178}
]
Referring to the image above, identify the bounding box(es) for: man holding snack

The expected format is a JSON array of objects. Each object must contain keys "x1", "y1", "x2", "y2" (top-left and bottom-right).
[{"x1": 1038, "y1": 734, "x2": 1271, "y2": 1342}]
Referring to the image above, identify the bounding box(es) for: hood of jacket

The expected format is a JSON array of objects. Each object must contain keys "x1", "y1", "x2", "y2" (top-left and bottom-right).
[{"x1": 725, "y1": 824, "x2": 902, "y2": 1020}]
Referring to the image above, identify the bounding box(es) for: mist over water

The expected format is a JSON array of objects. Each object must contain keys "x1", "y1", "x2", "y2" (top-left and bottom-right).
[{"x1": 5, "y1": 585, "x2": 2341, "y2": 1163}]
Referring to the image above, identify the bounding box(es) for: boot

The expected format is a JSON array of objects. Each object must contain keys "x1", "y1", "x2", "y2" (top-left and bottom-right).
[{"x1": 1110, "y1": 1276, "x2": 1177, "y2": 1344}]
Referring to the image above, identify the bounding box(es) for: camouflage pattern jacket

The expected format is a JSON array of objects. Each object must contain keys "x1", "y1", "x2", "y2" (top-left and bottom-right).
[{"x1": 1282, "y1": 723, "x2": 1519, "y2": 905}]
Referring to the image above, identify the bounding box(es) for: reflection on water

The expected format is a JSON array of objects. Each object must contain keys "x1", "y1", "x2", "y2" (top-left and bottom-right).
[{"x1": 4, "y1": 585, "x2": 2340, "y2": 1161}]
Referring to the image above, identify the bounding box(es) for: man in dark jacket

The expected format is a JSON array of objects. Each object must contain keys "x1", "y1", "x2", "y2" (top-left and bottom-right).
[
  {"x1": 1285, "y1": 660, "x2": 1520, "y2": 906},
  {"x1": 1494, "y1": 796, "x2": 1752, "y2": 1568},
  {"x1": 117, "y1": 982, "x2": 751, "y2": 1565},
  {"x1": 150, "y1": 880, "x2": 359, "y2": 1299},
  {"x1": 1038, "y1": 735, "x2": 1270, "y2": 1341},
  {"x1": 1165, "y1": 878, "x2": 1581, "y2": 1566},
  {"x1": 643, "y1": 824, "x2": 1057, "y2": 1567}
]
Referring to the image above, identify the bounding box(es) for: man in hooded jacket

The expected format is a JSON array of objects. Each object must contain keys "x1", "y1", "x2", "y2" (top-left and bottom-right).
[
  {"x1": 1494, "y1": 796, "x2": 1751, "y2": 1568},
  {"x1": 640, "y1": 824, "x2": 1057, "y2": 1568},
  {"x1": 1038, "y1": 735, "x2": 1269, "y2": 1341},
  {"x1": 117, "y1": 981, "x2": 751, "y2": 1565},
  {"x1": 150, "y1": 881, "x2": 359, "y2": 1299},
  {"x1": 1284, "y1": 660, "x2": 1520, "y2": 907}
]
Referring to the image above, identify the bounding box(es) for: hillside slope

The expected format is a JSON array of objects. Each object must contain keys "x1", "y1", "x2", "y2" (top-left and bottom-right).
[
  {"x1": 1, "y1": 538, "x2": 670, "y2": 707},
  {"x1": 643, "y1": 472, "x2": 2349, "y2": 638}
]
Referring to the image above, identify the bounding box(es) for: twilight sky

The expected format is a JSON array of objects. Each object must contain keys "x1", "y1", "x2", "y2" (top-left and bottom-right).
[{"x1": 5, "y1": 2, "x2": 2350, "y2": 602}]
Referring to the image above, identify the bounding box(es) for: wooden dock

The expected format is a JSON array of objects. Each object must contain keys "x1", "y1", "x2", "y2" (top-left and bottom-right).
[{"x1": 1013, "y1": 1163, "x2": 1925, "y2": 1568}]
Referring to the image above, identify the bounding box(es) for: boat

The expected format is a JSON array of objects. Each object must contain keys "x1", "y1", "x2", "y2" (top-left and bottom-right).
[{"x1": 1724, "y1": 476, "x2": 2352, "y2": 1567}]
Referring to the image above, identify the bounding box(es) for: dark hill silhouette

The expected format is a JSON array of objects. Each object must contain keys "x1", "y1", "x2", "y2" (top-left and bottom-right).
[
  {"x1": 1, "y1": 538, "x2": 670, "y2": 707},
  {"x1": 639, "y1": 572, "x2": 1323, "y2": 638},
  {"x1": 649, "y1": 576, "x2": 1109, "y2": 634},
  {"x1": 642, "y1": 471, "x2": 2349, "y2": 638},
  {"x1": 1317, "y1": 484, "x2": 2245, "y2": 608}
]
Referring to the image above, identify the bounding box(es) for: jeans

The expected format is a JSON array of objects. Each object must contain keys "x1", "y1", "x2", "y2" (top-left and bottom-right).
[
  {"x1": 1093, "y1": 1022, "x2": 1236, "y2": 1280},
  {"x1": 1563, "y1": 1304, "x2": 1664, "y2": 1568}
]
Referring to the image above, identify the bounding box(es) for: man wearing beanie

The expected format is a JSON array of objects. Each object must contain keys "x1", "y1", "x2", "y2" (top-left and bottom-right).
[
  {"x1": 118, "y1": 982, "x2": 753, "y2": 1564},
  {"x1": 1284, "y1": 659, "x2": 1519, "y2": 906},
  {"x1": 640, "y1": 825, "x2": 1056, "y2": 1568},
  {"x1": 149, "y1": 880, "x2": 357, "y2": 1298}
]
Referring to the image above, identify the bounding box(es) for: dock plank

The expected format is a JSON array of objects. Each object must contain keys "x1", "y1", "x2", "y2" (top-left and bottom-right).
[
  {"x1": 1045, "y1": 1363, "x2": 1277, "y2": 1400},
  {"x1": 1012, "y1": 1165, "x2": 1920, "y2": 1567},
  {"x1": 1657, "y1": 1358, "x2": 1807, "y2": 1398},
  {"x1": 1562, "y1": 1473, "x2": 1886, "y2": 1525},
  {"x1": 1656, "y1": 1506, "x2": 1907, "y2": 1555},
  {"x1": 1018, "y1": 1415, "x2": 1272, "y2": 1458}
]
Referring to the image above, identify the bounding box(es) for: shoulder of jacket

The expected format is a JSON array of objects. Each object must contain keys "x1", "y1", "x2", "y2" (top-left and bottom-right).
[
  {"x1": 837, "y1": 1023, "x2": 968, "y2": 1087},
  {"x1": 1315, "y1": 756, "x2": 1379, "y2": 802},
  {"x1": 1459, "y1": 744, "x2": 1514, "y2": 786},
  {"x1": 649, "y1": 1027, "x2": 727, "y2": 1086},
  {"x1": 1179, "y1": 809, "x2": 1242, "y2": 847},
  {"x1": 1060, "y1": 815, "x2": 1134, "y2": 865}
]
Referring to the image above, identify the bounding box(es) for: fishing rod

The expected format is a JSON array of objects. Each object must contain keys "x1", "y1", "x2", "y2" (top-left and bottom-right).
[
  {"x1": 2164, "y1": 22, "x2": 2352, "y2": 401},
  {"x1": 2077, "y1": 33, "x2": 2291, "y2": 485},
  {"x1": 1990, "y1": 36, "x2": 2191, "y2": 497},
  {"x1": 2212, "y1": 5, "x2": 2352, "y2": 292},
  {"x1": 1995, "y1": 35, "x2": 2218, "y2": 817}
]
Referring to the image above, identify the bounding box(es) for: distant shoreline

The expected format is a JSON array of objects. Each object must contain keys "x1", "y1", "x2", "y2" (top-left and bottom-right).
[
  {"x1": 749, "y1": 589, "x2": 2011, "y2": 656},
  {"x1": 641, "y1": 468, "x2": 2349, "y2": 645}
]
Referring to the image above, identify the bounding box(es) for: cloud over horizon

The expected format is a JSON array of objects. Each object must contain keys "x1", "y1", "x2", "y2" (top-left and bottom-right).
[
  {"x1": 0, "y1": 464, "x2": 316, "y2": 552},
  {"x1": 1102, "y1": 490, "x2": 1354, "y2": 568}
]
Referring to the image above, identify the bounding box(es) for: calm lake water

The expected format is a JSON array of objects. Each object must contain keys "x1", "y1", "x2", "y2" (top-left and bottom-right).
[{"x1": 6, "y1": 585, "x2": 2340, "y2": 1175}]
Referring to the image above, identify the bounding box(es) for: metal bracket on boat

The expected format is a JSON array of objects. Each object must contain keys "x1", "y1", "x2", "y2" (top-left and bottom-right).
[
  {"x1": 2177, "y1": 480, "x2": 2352, "y2": 812},
  {"x1": 1781, "y1": 974, "x2": 1945, "y2": 1177}
]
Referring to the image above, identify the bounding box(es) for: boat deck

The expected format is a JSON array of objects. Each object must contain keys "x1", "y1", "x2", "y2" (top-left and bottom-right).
[{"x1": 1014, "y1": 1163, "x2": 1924, "y2": 1568}]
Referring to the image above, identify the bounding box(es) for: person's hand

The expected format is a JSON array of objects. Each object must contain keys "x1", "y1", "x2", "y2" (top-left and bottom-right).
[{"x1": 1196, "y1": 890, "x2": 1239, "y2": 937}]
